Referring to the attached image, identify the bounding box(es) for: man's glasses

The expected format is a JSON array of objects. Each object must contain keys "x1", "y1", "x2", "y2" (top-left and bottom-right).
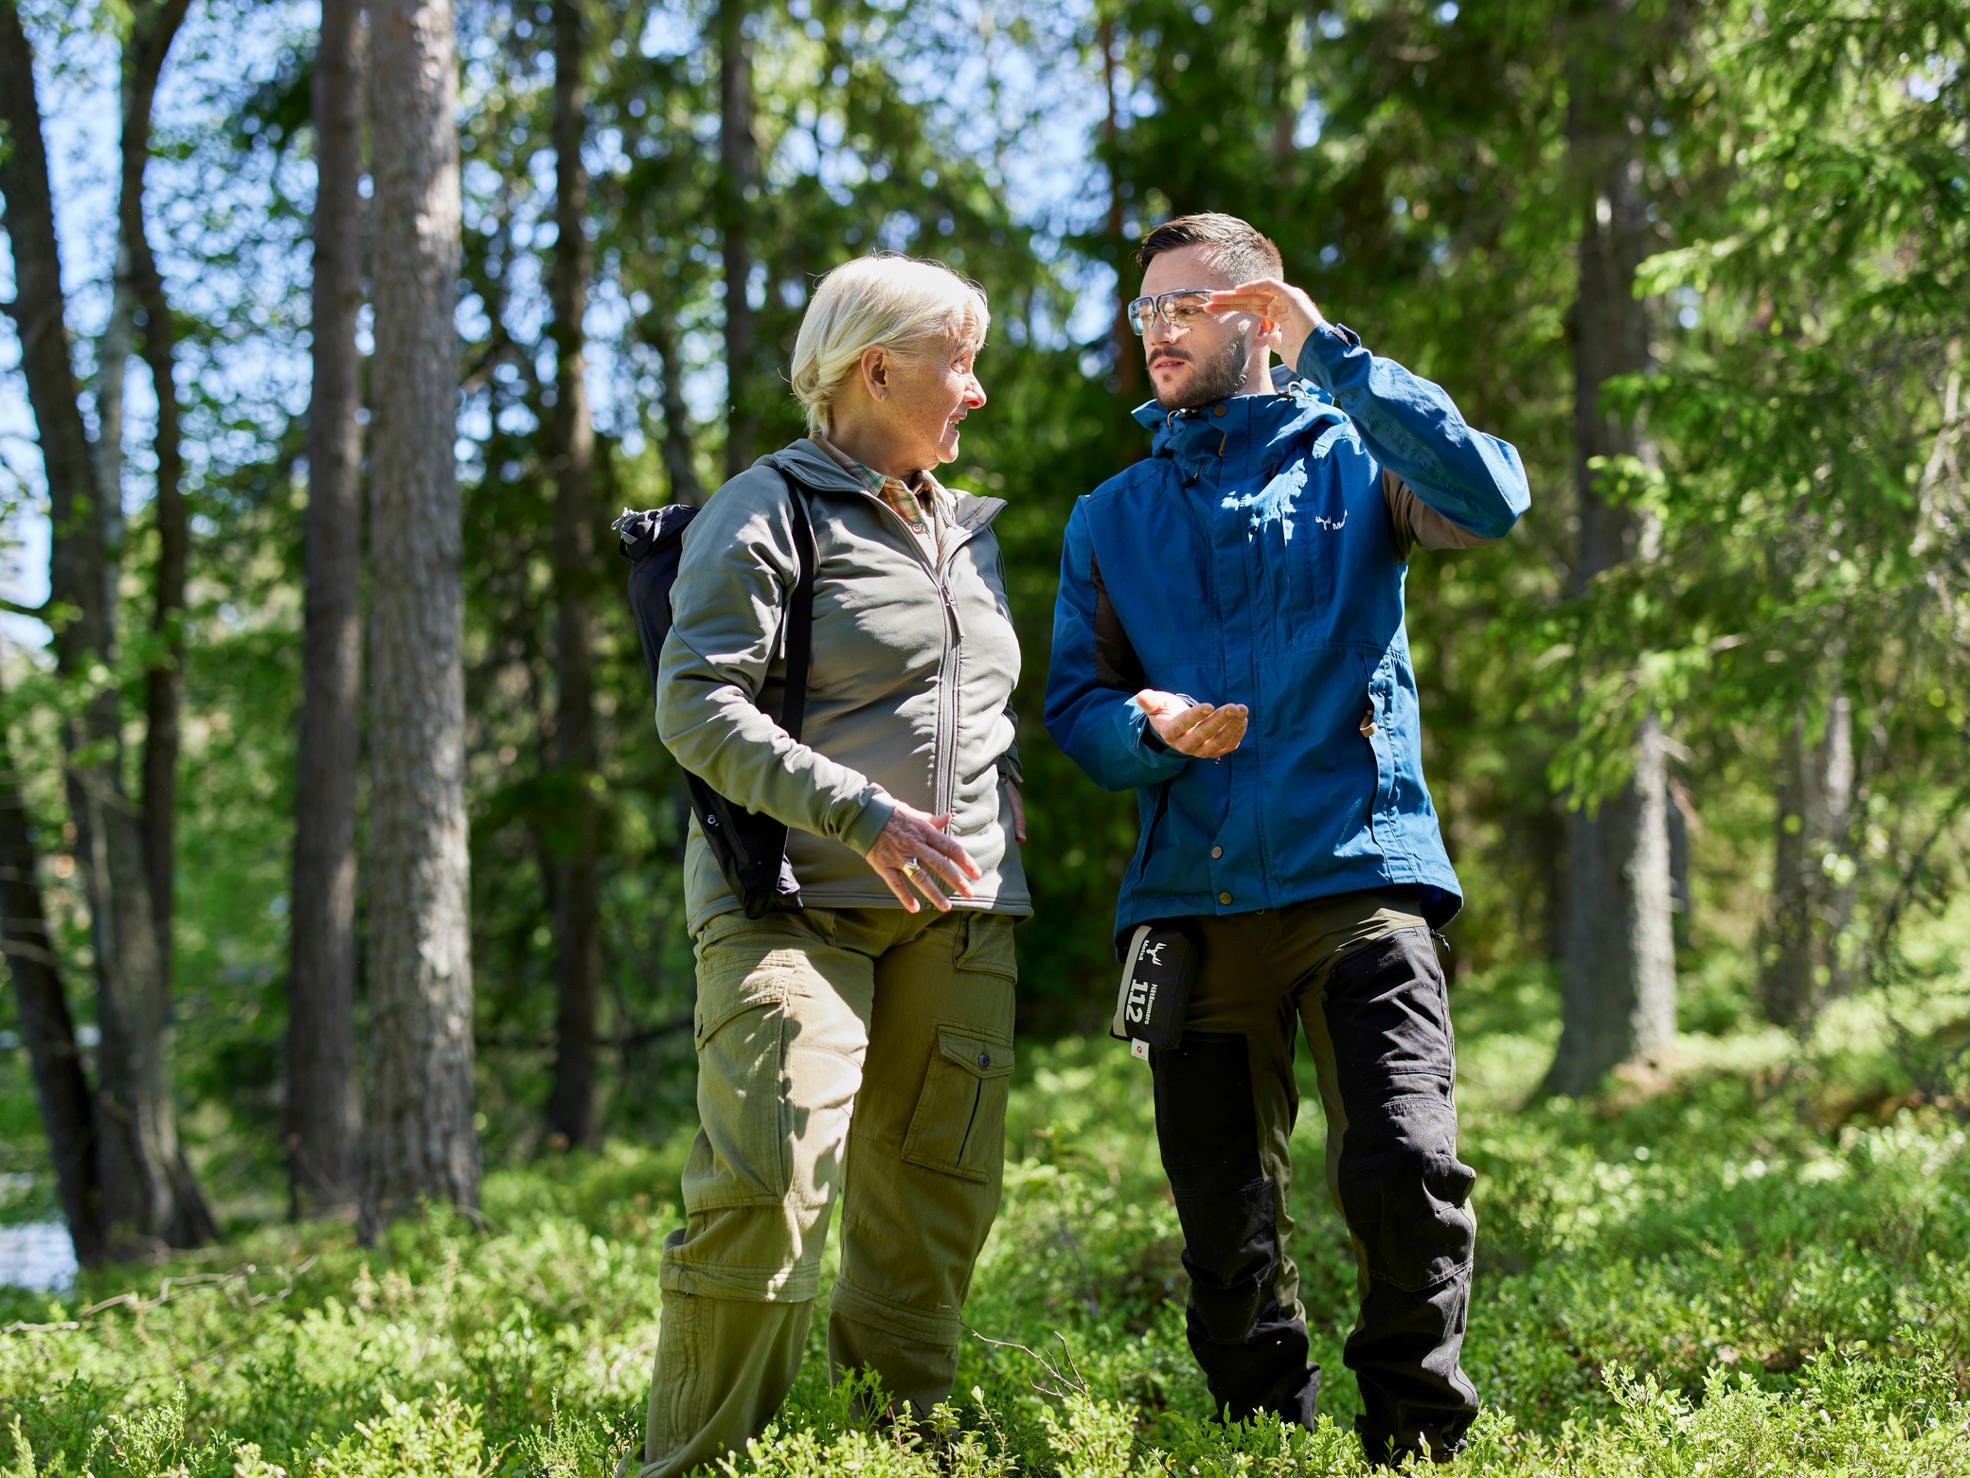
[{"x1": 1125, "y1": 289, "x2": 1217, "y2": 336}]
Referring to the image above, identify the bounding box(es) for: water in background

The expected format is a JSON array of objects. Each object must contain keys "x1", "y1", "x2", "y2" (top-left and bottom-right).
[
  {"x1": 0, "y1": 1221, "x2": 77, "y2": 1293},
  {"x1": 0, "y1": 1173, "x2": 77, "y2": 1293}
]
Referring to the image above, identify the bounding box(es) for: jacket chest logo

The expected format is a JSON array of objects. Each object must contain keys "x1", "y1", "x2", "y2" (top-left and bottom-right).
[
  {"x1": 1217, "y1": 462, "x2": 1310, "y2": 542},
  {"x1": 1215, "y1": 463, "x2": 1346, "y2": 541}
]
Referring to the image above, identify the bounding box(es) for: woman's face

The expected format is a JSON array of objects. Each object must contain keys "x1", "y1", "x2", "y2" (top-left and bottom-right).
[{"x1": 879, "y1": 326, "x2": 987, "y2": 471}]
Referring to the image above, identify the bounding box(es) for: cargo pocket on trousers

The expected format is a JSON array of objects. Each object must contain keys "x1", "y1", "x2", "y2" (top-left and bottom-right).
[
  {"x1": 683, "y1": 987, "x2": 792, "y2": 1212},
  {"x1": 901, "y1": 1026, "x2": 1014, "y2": 1184}
]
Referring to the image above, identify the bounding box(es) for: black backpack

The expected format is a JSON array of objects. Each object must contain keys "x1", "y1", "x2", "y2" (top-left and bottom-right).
[{"x1": 614, "y1": 472, "x2": 817, "y2": 919}]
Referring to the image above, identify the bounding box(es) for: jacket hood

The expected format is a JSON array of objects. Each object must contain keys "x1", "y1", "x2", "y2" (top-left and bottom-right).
[{"x1": 1133, "y1": 364, "x2": 1350, "y2": 482}]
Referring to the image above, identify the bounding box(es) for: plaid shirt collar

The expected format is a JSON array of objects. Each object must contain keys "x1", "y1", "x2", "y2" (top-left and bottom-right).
[{"x1": 811, "y1": 433, "x2": 946, "y2": 533}]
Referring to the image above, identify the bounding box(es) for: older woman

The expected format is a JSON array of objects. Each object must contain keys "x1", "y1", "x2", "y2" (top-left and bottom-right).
[{"x1": 625, "y1": 255, "x2": 1029, "y2": 1477}]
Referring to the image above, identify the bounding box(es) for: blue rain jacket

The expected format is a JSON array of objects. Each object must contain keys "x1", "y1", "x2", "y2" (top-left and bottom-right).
[{"x1": 1044, "y1": 323, "x2": 1529, "y2": 945}]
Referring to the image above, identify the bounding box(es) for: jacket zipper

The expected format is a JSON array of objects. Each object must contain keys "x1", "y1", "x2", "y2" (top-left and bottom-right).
[
  {"x1": 861, "y1": 492, "x2": 1002, "y2": 825},
  {"x1": 935, "y1": 580, "x2": 964, "y2": 815},
  {"x1": 931, "y1": 510, "x2": 999, "y2": 821}
]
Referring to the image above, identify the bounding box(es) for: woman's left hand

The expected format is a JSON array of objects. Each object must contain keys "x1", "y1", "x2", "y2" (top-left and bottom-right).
[{"x1": 866, "y1": 801, "x2": 982, "y2": 913}]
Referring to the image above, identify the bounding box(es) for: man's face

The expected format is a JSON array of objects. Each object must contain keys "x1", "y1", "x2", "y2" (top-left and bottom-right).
[{"x1": 1138, "y1": 245, "x2": 1256, "y2": 411}]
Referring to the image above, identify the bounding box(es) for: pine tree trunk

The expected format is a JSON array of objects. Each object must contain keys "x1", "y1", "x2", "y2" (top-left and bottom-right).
[
  {"x1": 289, "y1": 0, "x2": 366, "y2": 1218},
  {"x1": 125, "y1": 0, "x2": 194, "y2": 992},
  {"x1": 1100, "y1": 16, "x2": 1142, "y2": 405},
  {"x1": 716, "y1": 0, "x2": 759, "y2": 477},
  {"x1": 0, "y1": 690, "x2": 105, "y2": 1267},
  {"x1": 360, "y1": 0, "x2": 479, "y2": 1238},
  {"x1": 642, "y1": 309, "x2": 704, "y2": 506},
  {"x1": 92, "y1": 263, "x2": 133, "y2": 617},
  {"x1": 1760, "y1": 694, "x2": 1856, "y2": 1026},
  {"x1": 544, "y1": 0, "x2": 601, "y2": 1151},
  {"x1": 0, "y1": 0, "x2": 213, "y2": 1254},
  {"x1": 1545, "y1": 2, "x2": 1677, "y2": 1096}
]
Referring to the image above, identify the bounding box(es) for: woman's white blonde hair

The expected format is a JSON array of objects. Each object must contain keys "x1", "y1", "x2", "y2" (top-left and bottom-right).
[{"x1": 790, "y1": 254, "x2": 989, "y2": 436}]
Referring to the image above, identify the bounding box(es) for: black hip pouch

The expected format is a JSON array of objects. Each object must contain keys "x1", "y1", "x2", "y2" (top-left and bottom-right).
[{"x1": 1110, "y1": 923, "x2": 1197, "y2": 1060}]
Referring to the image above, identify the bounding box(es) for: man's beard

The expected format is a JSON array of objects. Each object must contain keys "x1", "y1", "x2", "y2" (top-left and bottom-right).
[{"x1": 1153, "y1": 326, "x2": 1253, "y2": 410}]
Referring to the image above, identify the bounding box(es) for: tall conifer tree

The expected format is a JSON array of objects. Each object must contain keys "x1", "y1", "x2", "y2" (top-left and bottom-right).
[{"x1": 361, "y1": 0, "x2": 479, "y2": 1236}]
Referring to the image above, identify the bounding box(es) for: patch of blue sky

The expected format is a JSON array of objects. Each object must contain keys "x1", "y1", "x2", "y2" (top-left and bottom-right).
[{"x1": 3, "y1": 1, "x2": 320, "y2": 647}]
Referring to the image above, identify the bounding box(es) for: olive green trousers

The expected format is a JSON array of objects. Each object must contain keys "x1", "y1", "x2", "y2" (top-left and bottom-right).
[{"x1": 623, "y1": 905, "x2": 1019, "y2": 1478}]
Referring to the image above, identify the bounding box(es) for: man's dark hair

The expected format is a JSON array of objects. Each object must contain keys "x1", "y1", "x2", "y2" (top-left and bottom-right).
[{"x1": 1137, "y1": 213, "x2": 1283, "y2": 285}]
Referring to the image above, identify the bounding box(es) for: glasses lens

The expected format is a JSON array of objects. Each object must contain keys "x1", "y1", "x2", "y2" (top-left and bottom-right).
[
  {"x1": 1161, "y1": 290, "x2": 1213, "y2": 325},
  {"x1": 1125, "y1": 297, "x2": 1154, "y2": 336}
]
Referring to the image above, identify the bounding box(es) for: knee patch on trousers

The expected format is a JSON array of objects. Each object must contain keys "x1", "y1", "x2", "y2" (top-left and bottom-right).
[
  {"x1": 1334, "y1": 1082, "x2": 1475, "y2": 1292},
  {"x1": 659, "y1": 1210, "x2": 828, "y2": 1303},
  {"x1": 1323, "y1": 927, "x2": 1475, "y2": 1293},
  {"x1": 1154, "y1": 1032, "x2": 1284, "y2": 1344}
]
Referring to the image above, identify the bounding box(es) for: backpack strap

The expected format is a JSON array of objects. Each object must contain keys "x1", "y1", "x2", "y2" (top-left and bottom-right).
[{"x1": 777, "y1": 474, "x2": 818, "y2": 745}]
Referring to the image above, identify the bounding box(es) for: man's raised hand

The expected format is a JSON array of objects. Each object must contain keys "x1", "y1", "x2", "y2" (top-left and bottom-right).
[
  {"x1": 1135, "y1": 689, "x2": 1249, "y2": 760},
  {"x1": 1206, "y1": 278, "x2": 1327, "y2": 372}
]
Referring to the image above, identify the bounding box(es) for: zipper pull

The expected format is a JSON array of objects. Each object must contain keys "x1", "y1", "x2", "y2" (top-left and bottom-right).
[{"x1": 940, "y1": 582, "x2": 964, "y2": 641}]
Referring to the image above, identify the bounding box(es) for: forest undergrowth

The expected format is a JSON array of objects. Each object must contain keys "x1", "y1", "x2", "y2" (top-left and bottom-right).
[{"x1": 3, "y1": 954, "x2": 1969, "y2": 1476}]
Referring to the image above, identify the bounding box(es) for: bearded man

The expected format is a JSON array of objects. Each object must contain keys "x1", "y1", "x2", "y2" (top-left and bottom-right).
[{"x1": 1044, "y1": 212, "x2": 1529, "y2": 1467}]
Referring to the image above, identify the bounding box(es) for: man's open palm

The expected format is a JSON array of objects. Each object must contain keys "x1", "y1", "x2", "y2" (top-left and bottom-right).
[{"x1": 1135, "y1": 689, "x2": 1249, "y2": 759}]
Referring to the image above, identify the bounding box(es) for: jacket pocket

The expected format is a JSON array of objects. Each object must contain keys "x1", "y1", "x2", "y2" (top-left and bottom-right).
[
  {"x1": 1361, "y1": 659, "x2": 1398, "y2": 860},
  {"x1": 902, "y1": 1026, "x2": 1015, "y2": 1184}
]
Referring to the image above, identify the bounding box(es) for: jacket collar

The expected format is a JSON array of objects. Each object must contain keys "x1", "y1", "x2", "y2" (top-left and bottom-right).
[
  {"x1": 1133, "y1": 365, "x2": 1349, "y2": 480},
  {"x1": 762, "y1": 439, "x2": 1004, "y2": 531},
  {"x1": 760, "y1": 438, "x2": 879, "y2": 497}
]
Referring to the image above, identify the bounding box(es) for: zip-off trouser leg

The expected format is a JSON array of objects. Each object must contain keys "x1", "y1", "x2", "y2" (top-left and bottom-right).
[
  {"x1": 624, "y1": 905, "x2": 1018, "y2": 1478},
  {"x1": 1149, "y1": 890, "x2": 1478, "y2": 1465}
]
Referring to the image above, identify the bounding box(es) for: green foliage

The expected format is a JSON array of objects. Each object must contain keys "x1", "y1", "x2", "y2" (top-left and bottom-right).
[{"x1": 7, "y1": 979, "x2": 1970, "y2": 1474}]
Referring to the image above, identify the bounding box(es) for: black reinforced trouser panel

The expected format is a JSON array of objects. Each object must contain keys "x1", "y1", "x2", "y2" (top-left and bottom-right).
[
  {"x1": 1148, "y1": 892, "x2": 1478, "y2": 1466},
  {"x1": 1154, "y1": 1029, "x2": 1320, "y2": 1426}
]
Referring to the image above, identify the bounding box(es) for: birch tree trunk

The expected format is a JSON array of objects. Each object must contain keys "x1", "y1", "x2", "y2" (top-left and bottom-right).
[
  {"x1": 360, "y1": 0, "x2": 479, "y2": 1237},
  {"x1": 289, "y1": 0, "x2": 366, "y2": 1217},
  {"x1": 545, "y1": 0, "x2": 601, "y2": 1150}
]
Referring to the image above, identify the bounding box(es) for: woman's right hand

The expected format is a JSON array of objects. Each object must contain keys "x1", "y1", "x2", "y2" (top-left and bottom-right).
[{"x1": 866, "y1": 802, "x2": 982, "y2": 913}]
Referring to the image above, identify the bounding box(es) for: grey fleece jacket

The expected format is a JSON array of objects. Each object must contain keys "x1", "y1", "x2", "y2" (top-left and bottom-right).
[{"x1": 656, "y1": 439, "x2": 1031, "y2": 931}]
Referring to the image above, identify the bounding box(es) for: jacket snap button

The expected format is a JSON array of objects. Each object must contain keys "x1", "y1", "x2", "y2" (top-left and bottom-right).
[
  {"x1": 976, "y1": 1051, "x2": 991, "y2": 1069},
  {"x1": 1218, "y1": 891, "x2": 1233, "y2": 905},
  {"x1": 1212, "y1": 404, "x2": 1227, "y2": 417},
  {"x1": 1211, "y1": 846, "x2": 1224, "y2": 859}
]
